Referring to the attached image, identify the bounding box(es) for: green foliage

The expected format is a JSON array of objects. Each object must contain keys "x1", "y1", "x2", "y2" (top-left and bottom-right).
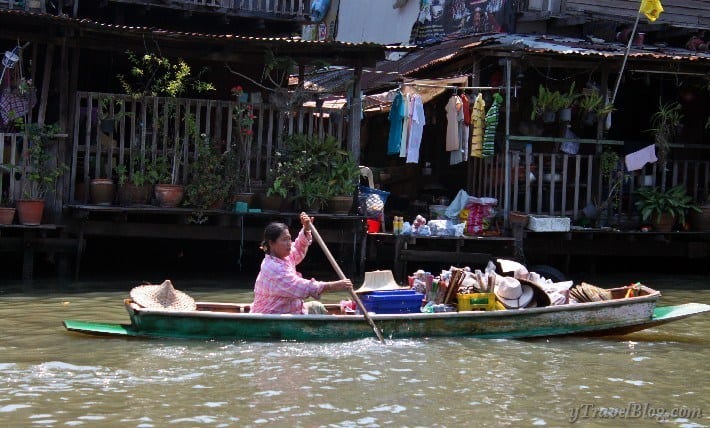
[
  {"x1": 18, "y1": 122, "x2": 68, "y2": 199},
  {"x1": 117, "y1": 51, "x2": 215, "y2": 98},
  {"x1": 229, "y1": 89, "x2": 256, "y2": 193},
  {"x1": 184, "y1": 135, "x2": 231, "y2": 210},
  {"x1": 649, "y1": 100, "x2": 683, "y2": 164},
  {"x1": 266, "y1": 176, "x2": 288, "y2": 198},
  {"x1": 551, "y1": 82, "x2": 578, "y2": 111},
  {"x1": 634, "y1": 185, "x2": 700, "y2": 225},
  {"x1": 530, "y1": 85, "x2": 558, "y2": 120},
  {"x1": 272, "y1": 134, "x2": 358, "y2": 208}
]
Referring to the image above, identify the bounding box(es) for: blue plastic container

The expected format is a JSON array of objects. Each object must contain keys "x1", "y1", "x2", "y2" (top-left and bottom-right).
[{"x1": 361, "y1": 290, "x2": 424, "y2": 314}]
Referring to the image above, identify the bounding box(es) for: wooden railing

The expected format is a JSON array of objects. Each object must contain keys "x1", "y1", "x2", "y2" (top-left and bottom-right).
[
  {"x1": 471, "y1": 150, "x2": 710, "y2": 221},
  {"x1": 70, "y1": 92, "x2": 348, "y2": 203},
  {"x1": 0, "y1": 133, "x2": 22, "y2": 202},
  {"x1": 106, "y1": 0, "x2": 312, "y2": 20}
]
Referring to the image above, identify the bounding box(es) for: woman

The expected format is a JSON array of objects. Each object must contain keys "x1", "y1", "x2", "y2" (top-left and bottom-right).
[{"x1": 251, "y1": 212, "x2": 353, "y2": 314}]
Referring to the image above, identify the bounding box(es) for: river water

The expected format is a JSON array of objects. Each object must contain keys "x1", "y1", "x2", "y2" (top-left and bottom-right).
[{"x1": 1, "y1": 273, "x2": 709, "y2": 427}]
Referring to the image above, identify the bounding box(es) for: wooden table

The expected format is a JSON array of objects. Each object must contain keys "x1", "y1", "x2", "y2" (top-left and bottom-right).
[
  {"x1": 0, "y1": 224, "x2": 76, "y2": 281},
  {"x1": 65, "y1": 205, "x2": 367, "y2": 279}
]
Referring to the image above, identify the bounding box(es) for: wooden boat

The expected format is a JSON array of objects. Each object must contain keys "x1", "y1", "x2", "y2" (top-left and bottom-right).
[{"x1": 63, "y1": 284, "x2": 710, "y2": 341}]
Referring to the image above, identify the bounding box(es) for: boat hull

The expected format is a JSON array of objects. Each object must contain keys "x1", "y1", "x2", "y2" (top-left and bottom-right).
[{"x1": 62, "y1": 285, "x2": 709, "y2": 341}]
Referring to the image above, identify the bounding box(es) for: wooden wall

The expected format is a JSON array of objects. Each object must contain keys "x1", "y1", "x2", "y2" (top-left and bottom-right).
[{"x1": 564, "y1": 0, "x2": 710, "y2": 29}]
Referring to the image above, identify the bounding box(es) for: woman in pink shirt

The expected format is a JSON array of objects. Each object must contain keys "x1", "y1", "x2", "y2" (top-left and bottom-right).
[{"x1": 251, "y1": 212, "x2": 353, "y2": 314}]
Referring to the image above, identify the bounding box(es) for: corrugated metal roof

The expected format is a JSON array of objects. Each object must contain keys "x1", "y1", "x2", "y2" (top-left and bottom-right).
[
  {"x1": 477, "y1": 33, "x2": 710, "y2": 62},
  {"x1": 0, "y1": 8, "x2": 407, "y2": 51}
]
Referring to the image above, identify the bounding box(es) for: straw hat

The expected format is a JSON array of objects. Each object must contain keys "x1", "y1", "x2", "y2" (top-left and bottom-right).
[
  {"x1": 517, "y1": 278, "x2": 552, "y2": 307},
  {"x1": 129, "y1": 280, "x2": 196, "y2": 311},
  {"x1": 356, "y1": 270, "x2": 405, "y2": 293},
  {"x1": 494, "y1": 276, "x2": 533, "y2": 309}
]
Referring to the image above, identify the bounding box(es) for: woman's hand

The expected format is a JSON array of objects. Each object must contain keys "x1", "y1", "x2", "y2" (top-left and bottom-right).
[
  {"x1": 299, "y1": 212, "x2": 312, "y2": 231},
  {"x1": 328, "y1": 279, "x2": 353, "y2": 292}
]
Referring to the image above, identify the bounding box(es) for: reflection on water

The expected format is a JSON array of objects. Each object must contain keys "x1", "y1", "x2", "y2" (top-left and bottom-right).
[{"x1": 1, "y1": 274, "x2": 709, "y2": 426}]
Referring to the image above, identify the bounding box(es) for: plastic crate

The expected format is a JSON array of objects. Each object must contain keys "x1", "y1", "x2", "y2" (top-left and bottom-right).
[
  {"x1": 457, "y1": 293, "x2": 497, "y2": 312},
  {"x1": 361, "y1": 290, "x2": 424, "y2": 314}
]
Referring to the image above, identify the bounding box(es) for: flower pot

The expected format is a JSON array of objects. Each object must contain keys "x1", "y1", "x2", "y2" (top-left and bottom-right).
[
  {"x1": 231, "y1": 192, "x2": 254, "y2": 208},
  {"x1": 688, "y1": 204, "x2": 710, "y2": 231},
  {"x1": 119, "y1": 183, "x2": 152, "y2": 206},
  {"x1": 16, "y1": 199, "x2": 45, "y2": 225},
  {"x1": 543, "y1": 111, "x2": 556, "y2": 124},
  {"x1": 327, "y1": 195, "x2": 354, "y2": 215},
  {"x1": 0, "y1": 207, "x2": 15, "y2": 225},
  {"x1": 261, "y1": 195, "x2": 284, "y2": 212},
  {"x1": 583, "y1": 112, "x2": 597, "y2": 126},
  {"x1": 558, "y1": 108, "x2": 572, "y2": 122},
  {"x1": 651, "y1": 212, "x2": 675, "y2": 232},
  {"x1": 90, "y1": 178, "x2": 115, "y2": 205},
  {"x1": 154, "y1": 184, "x2": 185, "y2": 208}
]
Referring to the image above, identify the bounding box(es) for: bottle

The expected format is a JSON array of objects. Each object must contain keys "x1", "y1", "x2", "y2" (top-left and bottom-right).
[{"x1": 393, "y1": 216, "x2": 401, "y2": 235}]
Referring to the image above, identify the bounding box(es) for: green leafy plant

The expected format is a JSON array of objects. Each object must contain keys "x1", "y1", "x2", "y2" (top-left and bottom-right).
[
  {"x1": 551, "y1": 82, "x2": 578, "y2": 111},
  {"x1": 530, "y1": 85, "x2": 558, "y2": 120},
  {"x1": 117, "y1": 51, "x2": 215, "y2": 98},
  {"x1": 18, "y1": 121, "x2": 68, "y2": 199},
  {"x1": 266, "y1": 176, "x2": 288, "y2": 198},
  {"x1": 184, "y1": 134, "x2": 231, "y2": 210},
  {"x1": 648, "y1": 100, "x2": 683, "y2": 165},
  {"x1": 634, "y1": 185, "x2": 700, "y2": 225},
  {"x1": 229, "y1": 85, "x2": 256, "y2": 194}
]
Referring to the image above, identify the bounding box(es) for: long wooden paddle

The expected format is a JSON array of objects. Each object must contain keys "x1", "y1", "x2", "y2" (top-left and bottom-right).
[{"x1": 309, "y1": 223, "x2": 385, "y2": 343}]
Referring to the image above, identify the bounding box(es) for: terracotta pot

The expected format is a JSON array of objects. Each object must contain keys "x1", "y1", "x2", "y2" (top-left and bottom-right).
[
  {"x1": 231, "y1": 192, "x2": 255, "y2": 208},
  {"x1": 0, "y1": 207, "x2": 15, "y2": 225},
  {"x1": 651, "y1": 212, "x2": 675, "y2": 232},
  {"x1": 90, "y1": 179, "x2": 115, "y2": 205},
  {"x1": 16, "y1": 199, "x2": 45, "y2": 225},
  {"x1": 327, "y1": 195, "x2": 354, "y2": 215},
  {"x1": 154, "y1": 184, "x2": 185, "y2": 208},
  {"x1": 119, "y1": 183, "x2": 152, "y2": 206},
  {"x1": 261, "y1": 195, "x2": 284, "y2": 212}
]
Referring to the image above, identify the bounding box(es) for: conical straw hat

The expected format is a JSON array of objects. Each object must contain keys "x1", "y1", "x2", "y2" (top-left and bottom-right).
[
  {"x1": 129, "y1": 280, "x2": 196, "y2": 311},
  {"x1": 356, "y1": 270, "x2": 405, "y2": 293}
]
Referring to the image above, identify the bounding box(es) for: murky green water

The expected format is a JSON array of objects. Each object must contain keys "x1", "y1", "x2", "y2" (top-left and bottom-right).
[{"x1": 1, "y1": 274, "x2": 709, "y2": 427}]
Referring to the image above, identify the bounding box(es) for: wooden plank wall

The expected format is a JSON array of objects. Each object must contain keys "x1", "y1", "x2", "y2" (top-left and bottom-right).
[
  {"x1": 470, "y1": 151, "x2": 710, "y2": 220},
  {"x1": 107, "y1": 0, "x2": 312, "y2": 17},
  {"x1": 564, "y1": 0, "x2": 710, "y2": 29},
  {"x1": 0, "y1": 133, "x2": 22, "y2": 201},
  {"x1": 69, "y1": 92, "x2": 347, "y2": 203}
]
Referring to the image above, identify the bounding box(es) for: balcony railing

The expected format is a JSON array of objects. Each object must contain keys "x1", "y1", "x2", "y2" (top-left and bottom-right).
[{"x1": 107, "y1": 0, "x2": 312, "y2": 21}]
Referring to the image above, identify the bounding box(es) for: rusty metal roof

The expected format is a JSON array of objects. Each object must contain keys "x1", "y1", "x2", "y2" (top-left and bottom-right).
[
  {"x1": 0, "y1": 9, "x2": 407, "y2": 66},
  {"x1": 477, "y1": 33, "x2": 710, "y2": 63}
]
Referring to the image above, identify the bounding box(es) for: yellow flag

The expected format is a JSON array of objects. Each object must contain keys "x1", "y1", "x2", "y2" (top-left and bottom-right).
[{"x1": 640, "y1": 0, "x2": 664, "y2": 22}]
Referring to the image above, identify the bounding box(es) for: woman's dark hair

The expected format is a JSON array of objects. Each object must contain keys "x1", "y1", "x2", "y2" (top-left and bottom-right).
[{"x1": 260, "y1": 222, "x2": 289, "y2": 253}]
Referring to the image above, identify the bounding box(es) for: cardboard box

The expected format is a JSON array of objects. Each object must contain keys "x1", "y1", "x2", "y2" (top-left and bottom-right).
[{"x1": 527, "y1": 215, "x2": 571, "y2": 232}]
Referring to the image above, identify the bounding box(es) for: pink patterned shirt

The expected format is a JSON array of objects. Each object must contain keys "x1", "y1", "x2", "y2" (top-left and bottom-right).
[{"x1": 251, "y1": 229, "x2": 327, "y2": 314}]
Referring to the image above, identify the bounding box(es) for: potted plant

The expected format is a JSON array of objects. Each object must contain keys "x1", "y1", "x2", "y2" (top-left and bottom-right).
[
  {"x1": 16, "y1": 122, "x2": 68, "y2": 225},
  {"x1": 116, "y1": 161, "x2": 151, "y2": 206},
  {"x1": 597, "y1": 149, "x2": 629, "y2": 227},
  {"x1": 634, "y1": 185, "x2": 700, "y2": 232},
  {"x1": 553, "y1": 82, "x2": 577, "y2": 123},
  {"x1": 0, "y1": 163, "x2": 16, "y2": 224},
  {"x1": 530, "y1": 85, "x2": 559, "y2": 123},
  {"x1": 325, "y1": 151, "x2": 360, "y2": 215},
  {"x1": 262, "y1": 176, "x2": 289, "y2": 212},
  {"x1": 184, "y1": 134, "x2": 231, "y2": 211},
  {"x1": 578, "y1": 90, "x2": 615, "y2": 126},
  {"x1": 228, "y1": 86, "x2": 256, "y2": 208},
  {"x1": 648, "y1": 100, "x2": 683, "y2": 165}
]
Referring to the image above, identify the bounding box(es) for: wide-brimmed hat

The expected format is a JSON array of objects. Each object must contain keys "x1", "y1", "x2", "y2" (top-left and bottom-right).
[
  {"x1": 494, "y1": 276, "x2": 533, "y2": 309},
  {"x1": 356, "y1": 270, "x2": 406, "y2": 293},
  {"x1": 129, "y1": 280, "x2": 196, "y2": 311},
  {"x1": 517, "y1": 278, "x2": 552, "y2": 307}
]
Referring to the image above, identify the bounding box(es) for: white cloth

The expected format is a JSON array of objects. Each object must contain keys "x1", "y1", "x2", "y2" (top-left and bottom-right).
[
  {"x1": 625, "y1": 144, "x2": 657, "y2": 171},
  {"x1": 406, "y1": 94, "x2": 425, "y2": 164}
]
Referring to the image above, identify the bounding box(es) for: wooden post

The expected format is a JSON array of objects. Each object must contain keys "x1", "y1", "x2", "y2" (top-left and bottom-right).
[{"x1": 348, "y1": 66, "x2": 362, "y2": 163}]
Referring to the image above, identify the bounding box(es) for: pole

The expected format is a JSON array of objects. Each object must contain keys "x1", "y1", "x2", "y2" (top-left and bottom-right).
[{"x1": 611, "y1": 12, "x2": 642, "y2": 105}]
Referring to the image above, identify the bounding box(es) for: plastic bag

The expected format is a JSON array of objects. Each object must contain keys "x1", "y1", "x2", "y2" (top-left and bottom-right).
[{"x1": 357, "y1": 185, "x2": 389, "y2": 218}]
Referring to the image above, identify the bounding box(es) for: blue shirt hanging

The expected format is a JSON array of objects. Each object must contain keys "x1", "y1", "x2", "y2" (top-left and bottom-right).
[{"x1": 387, "y1": 91, "x2": 405, "y2": 156}]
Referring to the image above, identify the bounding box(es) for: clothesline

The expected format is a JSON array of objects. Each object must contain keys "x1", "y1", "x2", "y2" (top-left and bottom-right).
[{"x1": 401, "y1": 82, "x2": 518, "y2": 91}]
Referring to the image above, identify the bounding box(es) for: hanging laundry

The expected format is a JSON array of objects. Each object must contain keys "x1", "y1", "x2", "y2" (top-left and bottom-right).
[
  {"x1": 483, "y1": 93, "x2": 503, "y2": 157},
  {"x1": 450, "y1": 94, "x2": 466, "y2": 165},
  {"x1": 400, "y1": 93, "x2": 411, "y2": 158},
  {"x1": 470, "y1": 93, "x2": 485, "y2": 158},
  {"x1": 406, "y1": 94, "x2": 425, "y2": 164},
  {"x1": 625, "y1": 144, "x2": 657, "y2": 171},
  {"x1": 387, "y1": 91, "x2": 405, "y2": 155},
  {"x1": 445, "y1": 94, "x2": 462, "y2": 152},
  {"x1": 461, "y1": 93, "x2": 470, "y2": 158},
  {"x1": 461, "y1": 92, "x2": 471, "y2": 126}
]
